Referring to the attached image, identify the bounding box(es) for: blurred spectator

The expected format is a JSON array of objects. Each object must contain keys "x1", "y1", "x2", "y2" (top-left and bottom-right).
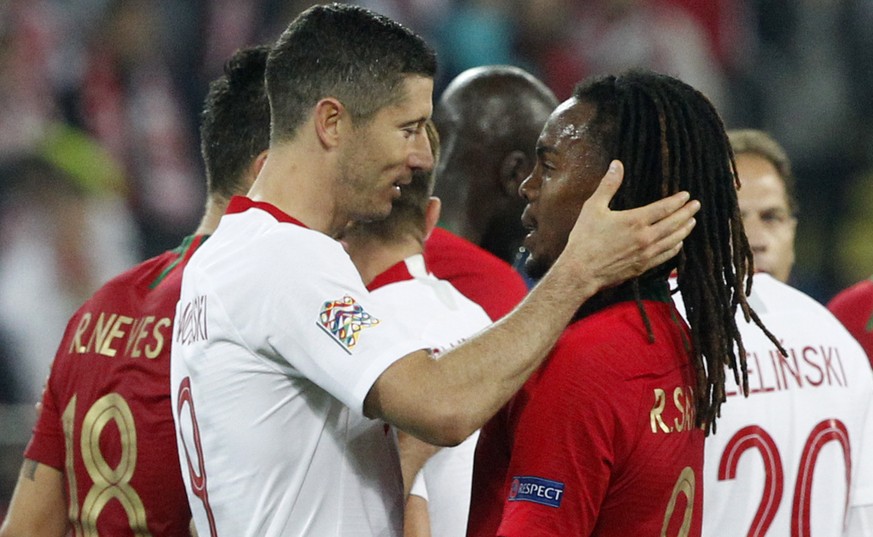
[
  {"x1": 0, "y1": 130, "x2": 138, "y2": 403},
  {"x1": 75, "y1": 0, "x2": 203, "y2": 257},
  {"x1": 514, "y1": 0, "x2": 728, "y2": 112}
]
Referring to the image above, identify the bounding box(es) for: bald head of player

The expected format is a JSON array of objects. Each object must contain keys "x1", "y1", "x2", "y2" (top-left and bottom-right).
[{"x1": 432, "y1": 65, "x2": 557, "y2": 264}]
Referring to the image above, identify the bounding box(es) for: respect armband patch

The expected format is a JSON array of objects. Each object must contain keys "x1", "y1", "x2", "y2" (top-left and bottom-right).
[{"x1": 508, "y1": 476, "x2": 565, "y2": 508}]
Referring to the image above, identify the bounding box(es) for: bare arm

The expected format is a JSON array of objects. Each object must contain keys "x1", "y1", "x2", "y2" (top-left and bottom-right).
[
  {"x1": 396, "y1": 430, "x2": 440, "y2": 498},
  {"x1": 0, "y1": 459, "x2": 68, "y2": 537},
  {"x1": 403, "y1": 494, "x2": 432, "y2": 537},
  {"x1": 365, "y1": 161, "x2": 700, "y2": 445}
]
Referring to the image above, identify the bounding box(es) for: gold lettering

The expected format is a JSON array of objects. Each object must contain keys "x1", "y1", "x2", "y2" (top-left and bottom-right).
[
  {"x1": 685, "y1": 386, "x2": 696, "y2": 429},
  {"x1": 123, "y1": 317, "x2": 145, "y2": 357},
  {"x1": 650, "y1": 388, "x2": 671, "y2": 433},
  {"x1": 130, "y1": 316, "x2": 155, "y2": 358},
  {"x1": 145, "y1": 318, "x2": 171, "y2": 359},
  {"x1": 86, "y1": 313, "x2": 117, "y2": 357},
  {"x1": 69, "y1": 313, "x2": 92, "y2": 354},
  {"x1": 99, "y1": 315, "x2": 133, "y2": 357},
  {"x1": 62, "y1": 395, "x2": 84, "y2": 536},
  {"x1": 673, "y1": 387, "x2": 686, "y2": 432},
  {"x1": 79, "y1": 393, "x2": 152, "y2": 536},
  {"x1": 660, "y1": 466, "x2": 695, "y2": 537}
]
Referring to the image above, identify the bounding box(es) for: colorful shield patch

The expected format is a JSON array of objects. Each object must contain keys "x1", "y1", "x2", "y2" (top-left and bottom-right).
[{"x1": 317, "y1": 296, "x2": 380, "y2": 352}]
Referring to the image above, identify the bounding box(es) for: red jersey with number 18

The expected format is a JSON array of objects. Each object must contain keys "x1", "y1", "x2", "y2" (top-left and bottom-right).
[
  {"x1": 24, "y1": 236, "x2": 204, "y2": 536},
  {"x1": 468, "y1": 287, "x2": 703, "y2": 537}
]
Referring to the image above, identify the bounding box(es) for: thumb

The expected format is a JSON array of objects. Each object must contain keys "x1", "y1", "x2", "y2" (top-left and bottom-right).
[{"x1": 588, "y1": 160, "x2": 624, "y2": 208}]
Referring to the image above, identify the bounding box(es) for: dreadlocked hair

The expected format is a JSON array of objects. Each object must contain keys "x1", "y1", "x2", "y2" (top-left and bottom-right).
[{"x1": 573, "y1": 71, "x2": 784, "y2": 434}]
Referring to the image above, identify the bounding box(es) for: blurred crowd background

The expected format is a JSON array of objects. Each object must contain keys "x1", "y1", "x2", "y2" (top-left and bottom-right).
[{"x1": 1, "y1": 0, "x2": 872, "y2": 517}]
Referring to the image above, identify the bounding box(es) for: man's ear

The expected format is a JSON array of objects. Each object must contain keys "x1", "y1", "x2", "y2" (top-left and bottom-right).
[
  {"x1": 314, "y1": 97, "x2": 345, "y2": 149},
  {"x1": 499, "y1": 150, "x2": 531, "y2": 197},
  {"x1": 253, "y1": 150, "x2": 269, "y2": 175},
  {"x1": 424, "y1": 197, "x2": 442, "y2": 240},
  {"x1": 242, "y1": 150, "x2": 270, "y2": 190}
]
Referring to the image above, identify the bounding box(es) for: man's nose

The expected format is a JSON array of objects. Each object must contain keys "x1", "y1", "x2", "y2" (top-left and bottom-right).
[
  {"x1": 742, "y1": 215, "x2": 767, "y2": 251},
  {"x1": 409, "y1": 133, "x2": 434, "y2": 171}
]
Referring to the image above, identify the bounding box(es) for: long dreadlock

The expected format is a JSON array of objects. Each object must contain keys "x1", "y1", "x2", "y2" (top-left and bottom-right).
[{"x1": 574, "y1": 71, "x2": 784, "y2": 434}]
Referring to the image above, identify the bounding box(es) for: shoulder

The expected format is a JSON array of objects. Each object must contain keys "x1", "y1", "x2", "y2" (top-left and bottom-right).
[
  {"x1": 424, "y1": 228, "x2": 527, "y2": 320},
  {"x1": 199, "y1": 213, "x2": 356, "y2": 282},
  {"x1": 425, "y1": 228, "x2": 518, "y2": 275},
  {"x1": 751, "y1": 275, "x2": 851, "y2": 328},
  {"x1": 828, "y1": 277, "x2": 873, "y2": 312}
]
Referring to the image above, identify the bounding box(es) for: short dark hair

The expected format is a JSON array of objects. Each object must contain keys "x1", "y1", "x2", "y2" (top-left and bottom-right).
[
  {"x1": 728, "y1": 129, "x2": 798, "y2": 215},
  {"x1": 572, "y1": 70, "x2": 782, "y2": 433},
  {"x1": 200, "y1": 45, "x2": 271, "y2": 199},
  {"x1": 266, "y1": 3, "x2": 437, "y2": 142}
]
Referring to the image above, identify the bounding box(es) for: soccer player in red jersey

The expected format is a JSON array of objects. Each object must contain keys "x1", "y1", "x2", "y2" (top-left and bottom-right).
[
  {"x1": 829, "y1": 277, "x2": 873, "y2": 363},
  {"x1": 467, "y1": 71, "x2": 779, "y2": 537},
  {"x1": 424, "y1": 227, "x2": 528, "y2": 321},
  {"x1": 424, "y1": 66, "x2": 559, "y2": 319},
  {"x1": 0, "y1": 46, "x2": 270, "y2": 537}
]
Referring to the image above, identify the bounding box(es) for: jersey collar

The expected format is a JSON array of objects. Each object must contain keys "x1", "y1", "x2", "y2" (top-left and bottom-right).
[
  {"x1": 367, "y1": 254, "x2": 428, "y2": 291},
  {"x1": 226, "y1": 196, "x2": 309, "y2": 228}
]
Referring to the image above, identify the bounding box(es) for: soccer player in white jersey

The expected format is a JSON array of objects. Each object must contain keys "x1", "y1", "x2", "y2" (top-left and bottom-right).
[
  {"x1": 169, "y1": 5, "x2": 700, "y2": 537},
  {"x1": 342, "y1": 121, "x2": 491, "y2": 537},
  {"x1": 676, "y1": 274, "x2": 873, "y2": 535},
  {"x1": 675, "y1": 129, "x2": 873, "y2": 536}
]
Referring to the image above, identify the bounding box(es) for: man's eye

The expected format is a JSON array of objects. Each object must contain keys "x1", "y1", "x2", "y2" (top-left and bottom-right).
[{"x1": 761, "y1": 211, "x2": 788, "y2": 224}]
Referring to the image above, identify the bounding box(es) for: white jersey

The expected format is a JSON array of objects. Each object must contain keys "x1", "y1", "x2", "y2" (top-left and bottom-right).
[
  {"x1": 674, "y1": 273, "x2": 873, "y2": 536},
  {"x1": 170, "y1": 197, "x2": 427, "y2": 537},
  {"x1": 367, "y1": 254, "x2": 491, "y2": 537}
]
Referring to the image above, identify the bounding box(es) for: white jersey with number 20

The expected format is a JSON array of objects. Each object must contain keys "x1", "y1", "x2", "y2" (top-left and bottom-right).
[{"x1": 674, "y1": 273, "x2": 873, "y2": 536}]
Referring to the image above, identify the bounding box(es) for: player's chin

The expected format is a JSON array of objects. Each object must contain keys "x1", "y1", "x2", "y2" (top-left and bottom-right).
[
  {"x1": 523, "y1": 251, "x2": 551, "y2": 281},
  {"x1": 355, "y1": 201, "x2": 393, "y2": 223}
]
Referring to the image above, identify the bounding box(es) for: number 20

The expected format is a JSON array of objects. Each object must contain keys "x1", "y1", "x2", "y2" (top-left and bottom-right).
[{"x1": 717, "y1": 419, "x2": 851, "y2": 537}]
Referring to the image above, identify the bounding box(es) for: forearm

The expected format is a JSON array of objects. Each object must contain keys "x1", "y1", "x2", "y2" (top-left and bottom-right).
[
  {"x1": 396, "y1": 430, "x2": 440, "y2": 497},
  {"x1": 0, "y1": 460, "x2": 68, "y2": 537},
  {"x1": 403, "y1": 495, "x2": 432, "y2": 537},
  {"x1": 369, "y1": 259, "x2": 595, "y2": 445}
]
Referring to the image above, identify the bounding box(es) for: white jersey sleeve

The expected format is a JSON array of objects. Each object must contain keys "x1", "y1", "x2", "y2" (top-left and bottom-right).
[{"x1": 181, "y1": 210, "x2": 427, "y2": 414}]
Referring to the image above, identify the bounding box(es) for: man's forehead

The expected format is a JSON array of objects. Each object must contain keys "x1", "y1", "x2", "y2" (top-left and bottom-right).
[{"x1": 540, "y1": 103, "x2": 593, "y2": 148}]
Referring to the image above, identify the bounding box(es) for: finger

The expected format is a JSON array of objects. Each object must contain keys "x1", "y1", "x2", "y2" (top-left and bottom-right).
[
  {"x1": 647, "y1": 199, "x2": 700, "y2": 243},
  {"x1": 629, "y1": 190, "x2": 694, "y2": 226},
  {"x1": 584, "y1": 160, "x2": 624, "y2": 208},
  {"x1": 640, "y1": 216, "x2": 697, "y2": 272}
]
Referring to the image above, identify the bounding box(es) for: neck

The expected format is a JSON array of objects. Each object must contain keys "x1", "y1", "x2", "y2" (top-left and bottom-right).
[
  {"x1": 193, "y1": 195, "x2": 230, "y2": 236},
  {"x1": 572, "y1": 277, "x2": 671, "y2": 322},
  {"x1": 247, "y1": 139, "x2": 347, "y2": 236},
  {"x1": 344, "y1": 235, "x2": 423, "y2": 285}
]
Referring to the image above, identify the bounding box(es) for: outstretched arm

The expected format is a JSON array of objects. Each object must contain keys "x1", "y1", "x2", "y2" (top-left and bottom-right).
[
  {"x1": 365, "y1": 161, "x2": 700, "y2": 445},
  {"x1": 0, "y1": 459, "x2": 68, "y2": 537}
]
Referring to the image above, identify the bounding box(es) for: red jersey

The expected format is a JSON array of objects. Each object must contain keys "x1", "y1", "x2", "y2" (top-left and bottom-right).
[
  {"x1": 468, "y1": 289, "x2": 703, "y2": 537},
  {"x1": 25, "y1": 235, "x2": 206, "y2": 536},
  {"x1": 828, "y1": 277, "x2": 873, "y2": 365},
  {"x1": 424, "y1": 227, "x2": 528, "y2": 321}
]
